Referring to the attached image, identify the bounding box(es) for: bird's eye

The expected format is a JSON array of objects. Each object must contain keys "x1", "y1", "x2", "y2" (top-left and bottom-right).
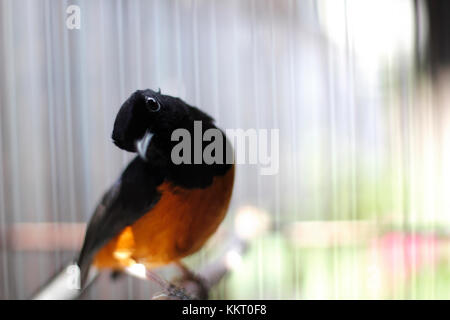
[{"x1": 145, "y1": 97, "x2": 160, "y2": 112}]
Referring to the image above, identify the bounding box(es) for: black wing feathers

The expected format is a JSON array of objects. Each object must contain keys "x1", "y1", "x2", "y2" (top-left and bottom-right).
[{"x1": 76, "y1": 156, "x2": 163, "y2": 288}]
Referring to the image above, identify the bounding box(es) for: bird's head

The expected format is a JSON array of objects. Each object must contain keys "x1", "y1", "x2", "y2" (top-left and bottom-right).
[{"x1": 112, "y1": 89, "x2": 215, "y2": 162}]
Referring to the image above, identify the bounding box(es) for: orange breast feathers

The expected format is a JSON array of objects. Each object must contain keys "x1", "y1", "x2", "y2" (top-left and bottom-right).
[{"x1": 93, "y1": 165, "x2": 235, "y2": 270}]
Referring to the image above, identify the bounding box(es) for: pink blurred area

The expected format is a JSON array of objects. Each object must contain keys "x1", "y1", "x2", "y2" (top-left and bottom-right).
[{"x1": 371, "y1": 232, "x2": 441, "y2": 283}]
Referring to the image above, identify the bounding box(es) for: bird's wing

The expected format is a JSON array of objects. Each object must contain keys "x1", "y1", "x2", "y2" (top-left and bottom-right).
[{"x1": 76, "y1": 157, "x2": 163, "y2": 288}]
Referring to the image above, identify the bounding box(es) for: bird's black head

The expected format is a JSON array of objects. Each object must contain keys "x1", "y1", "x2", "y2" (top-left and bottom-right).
[
  {"x1": 112, "y1": 89, "x2": 215, "y2": 158},
  {"x1": 113, "y1": 89, "x2": 176, "y2": 152}
]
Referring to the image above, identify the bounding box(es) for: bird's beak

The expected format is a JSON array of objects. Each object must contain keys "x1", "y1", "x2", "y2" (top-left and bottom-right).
[{"x1": 136, "y1": 130, "x2": 153, "y2": 161}]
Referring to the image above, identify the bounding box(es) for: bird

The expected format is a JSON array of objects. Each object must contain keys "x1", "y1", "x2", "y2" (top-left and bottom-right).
[{"x1": 76, "y1": 89, "x2": 235, "y2": 291}]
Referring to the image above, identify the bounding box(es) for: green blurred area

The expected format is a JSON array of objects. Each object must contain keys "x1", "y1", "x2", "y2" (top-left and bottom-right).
[{"x1": 212, "y1": 232, "x2": 449, "y2": 299}]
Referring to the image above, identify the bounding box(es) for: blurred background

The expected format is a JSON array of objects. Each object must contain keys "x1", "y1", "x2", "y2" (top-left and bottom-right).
[{"x1": 0, "y1": 0, "x2": 449, "y2": 299}]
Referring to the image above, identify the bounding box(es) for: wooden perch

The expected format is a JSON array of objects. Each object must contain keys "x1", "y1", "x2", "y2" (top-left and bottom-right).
[
  {"x1": 152, "y1": 237, "x2": 247, "y2": 300},
  {"x1": 32, "y1": 235, "x2": 247, "y2": 300}
]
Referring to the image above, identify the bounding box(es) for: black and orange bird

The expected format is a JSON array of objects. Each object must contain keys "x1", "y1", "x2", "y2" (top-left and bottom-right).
[{"x1": 76, "y1": 89, "x2": 234, "y2": 290}]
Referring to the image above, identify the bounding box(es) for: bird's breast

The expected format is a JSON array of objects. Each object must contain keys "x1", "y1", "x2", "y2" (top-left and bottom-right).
[{"x1": 93, "y1": 165, "x2": 235, "y2": 269}]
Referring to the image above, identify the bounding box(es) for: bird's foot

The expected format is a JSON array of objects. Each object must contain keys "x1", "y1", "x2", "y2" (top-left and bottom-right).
[
  {"x1": 173, "y1": 261, "x2": 209, "y2": 300},
  {"x1": 146, "y1": 269, "x2": 193, "y2": 300}
]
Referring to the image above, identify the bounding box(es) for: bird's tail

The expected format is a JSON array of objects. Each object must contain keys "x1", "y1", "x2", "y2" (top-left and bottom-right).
[{"x1": 76, "y1": 250, "x2": 95, "y2": 290}]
